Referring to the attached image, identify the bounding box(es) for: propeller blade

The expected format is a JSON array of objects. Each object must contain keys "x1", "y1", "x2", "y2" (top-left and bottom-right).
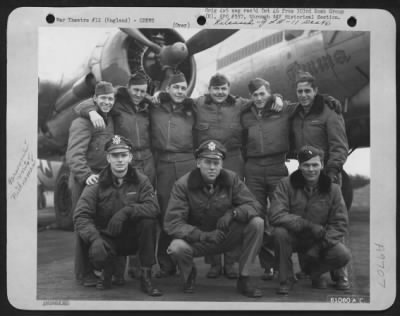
[
  {"x1": 120, "y1": 28, "x2": 162, "y2": 53},
  {"x1": 185, "y1": 29, "x2": 239, "y2": 55},
  {"x1": 159, "y1": 68, "x2": 176, "y2": 92}
]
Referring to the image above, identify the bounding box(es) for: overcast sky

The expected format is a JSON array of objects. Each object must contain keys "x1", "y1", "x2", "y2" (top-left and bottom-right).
[{"x1": 39, "y1": 27, "x2": 370, "y2": 177}]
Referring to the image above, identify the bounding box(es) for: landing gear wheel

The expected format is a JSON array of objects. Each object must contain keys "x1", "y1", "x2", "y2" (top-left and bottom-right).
[
  {"x1": 341, "y1": 170, "x2": 353, "y2": 211},
  {"x1": 54, "y1": 163, "x2": 73, "y2": 230}
]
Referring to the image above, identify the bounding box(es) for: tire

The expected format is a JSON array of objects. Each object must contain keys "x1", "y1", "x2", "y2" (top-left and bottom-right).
[
  {"x1": 341, "y1": 170, "x2": 353, "y2": 211},
  {"x1": 54, "y1": 163, "x2": 74, "y2": 230}
]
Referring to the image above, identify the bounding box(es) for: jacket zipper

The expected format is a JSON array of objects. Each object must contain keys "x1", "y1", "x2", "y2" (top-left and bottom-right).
[
  {"x1": 167, "y1": 115, "x2": 171, "y2": 149},
  {"x1": 135, "y1": 119, "x2": 141, "y2": 159},
  {"x1": 259, "y1": 122, "x2": 264, "y2": 153}
]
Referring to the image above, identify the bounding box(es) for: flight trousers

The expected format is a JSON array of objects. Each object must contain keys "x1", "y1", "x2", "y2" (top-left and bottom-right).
[
  {"x1": 272, "y1": 227, "x2": 351, "y2": 283},
  {"x1": 168, "y1": 217, "x2": 264, "y2": 282}
]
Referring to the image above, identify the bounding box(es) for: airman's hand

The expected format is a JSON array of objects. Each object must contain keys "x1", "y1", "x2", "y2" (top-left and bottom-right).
[
  {"x1": 324, "y1": 95, "x2": 342, "y2": 114},
  {"x1": 308, "y1": 223, "x2": 326, "y2": 240},
  {"x1": 89, "y1": 111, "x2": 106, "y2": 129},
  {"x1": 107, "y1": 210, "x2": 129, "y2": 236},
  {"x1": 146, "y1": 91, "x2": 161, "y2": 104},
  {"x1": 327, "y1": 171, "x2": 340, "y2": 184},
  {"x1": 85, "y1": 174, "x2": 99, "y2": 185},
  {"x1": 271, "y1": 94, "x2": 284, "y2": 112},
  {"x1": 89, "y1": 238, "x2": 108, "y2": 262},
  {"x1": 216, "y1": 212, "x2": 233, "y2": 231},
  {"x1": 200, "y1": 230, "x2": 226, "y2": 244}
]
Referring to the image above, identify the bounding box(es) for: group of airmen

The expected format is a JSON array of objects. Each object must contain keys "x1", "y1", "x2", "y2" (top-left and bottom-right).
[{"x1": 67, "y1": 69, "x2": 351, "y2": 298}]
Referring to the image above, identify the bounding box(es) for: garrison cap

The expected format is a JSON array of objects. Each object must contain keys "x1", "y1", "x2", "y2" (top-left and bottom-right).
[
  {"x1": 297, "y1": 145, "x2": 324, "y2": 164},
  {"x1": 105, "y1": 135, "x2": 133, "y2": 153},
  {"x1": 209, "y1": 73, "x2": 230, "y2": 87},
  {"x1": 248, "y1": 78, "x2": 271, "y2": 94},
  {"x1": 95, "y1": 81, "x2": 114, "y2": 96},
  {"x1": 295, "y1": 71, "x2": 316, "y2": 85},
  {"x1": 128, "y1": 72, "x2": 148, "y2": 86},
  {"x1": 195, "y1": 140, "x2": 226, "y2": 160},
  {"x1": 168, "y1": 71, "x2": 187, "y2": 86}
]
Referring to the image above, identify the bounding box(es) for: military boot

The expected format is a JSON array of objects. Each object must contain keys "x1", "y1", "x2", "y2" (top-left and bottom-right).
[
  {"x1": 237, "y1": 275, "x2": 262, "y2": 297},
  {"x1": 96, "y1": 264, "x2": 113, "y2": 290},
  {"x1": 140, "y1": 268, "x2": 163, "y2": 296}
]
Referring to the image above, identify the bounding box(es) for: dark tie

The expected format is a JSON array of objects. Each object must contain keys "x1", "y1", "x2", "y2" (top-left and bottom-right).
[
  {"x1": 305, "y1": 186, "x2": 315, "y2": 196},
  {"x1": 116, "y1": 178, "x2": 124, "y2": 187}
]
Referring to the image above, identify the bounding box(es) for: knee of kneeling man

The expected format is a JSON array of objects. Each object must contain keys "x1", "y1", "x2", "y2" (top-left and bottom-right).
[
  {"x1": 89, "y1": 249, "x2": 108, "y2": 268},
  {"x1": 339, "y1": 245, "x2": 352, "y2": 266},
  {"x1": 167, "y1": 239, "x2": 191, "y2": 256},
  {"x1": 248, "y1": 216, "x2": 264, "y2": 230}
]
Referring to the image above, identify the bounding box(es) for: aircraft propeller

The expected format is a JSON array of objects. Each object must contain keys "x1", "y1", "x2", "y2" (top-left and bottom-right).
[{"x1": 120, "y1": 28, "x2": 238, "y2": 90}]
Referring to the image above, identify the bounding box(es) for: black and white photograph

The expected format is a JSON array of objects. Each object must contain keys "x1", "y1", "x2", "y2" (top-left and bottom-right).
[{"x1": 6, "y1": 7, "x2": 396, "y2": 311}]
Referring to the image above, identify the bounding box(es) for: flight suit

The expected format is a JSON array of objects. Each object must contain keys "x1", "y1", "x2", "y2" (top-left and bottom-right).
[
  {"x1": 75, "y1": 88, "x2": 156, "y2": 186},
  {"x1": 164, "y1": 168, "x2": 264, "y2": 283},
  {"x1": 73, "y1": 165, "x2": 160, "y2": 285},
  {"x1": 291, "y1": 94, "x2": 348, "y2": 179},
  {"x1": 193, "y1": 94, "x2": 250, "y2": 272},
  {"x1": 241, "y1": 100, "x2": 298, "y2": 208},
  {"x1": 241, "y1": 100, "x2": 298, "y2": 274},
  {"x1": 66, "y1": 105, "x2": 114, "y2": 213},
  {"x1": 269, "y1": 170, "x2": 351, "y2": 284},
  {"x1": 290, "y1": 93, "x2": 349, "y2": 282},
  {"x1": 150, "y1": 93, "x2": 197, "y2": 274},
  {"x1": 193, "y1": 94, "x2": 248, "y2": 178}
]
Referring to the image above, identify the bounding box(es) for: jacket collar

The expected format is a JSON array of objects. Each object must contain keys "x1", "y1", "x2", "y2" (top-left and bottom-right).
[
  {"x1": 204, "y1": 93, "x2": 236, "y2": 106},
  {"x1": 295, "y1": 94, "x2": 325, "y2": 116},
  {"x1": 98, "y1": 165, "x2": 141, "y2": 188},
  {"x1": 115, "y1": 86, "x2": 151, "y2": 113},
  {"x1": 96, "y1": 109, "x2": 110, "y2": 123},
  {"x1": 289, "y1": 169, "x2": 331, "y2": 194},
  {"x1": 188, "y1": 168, "x2": 233, "y2": 190}
]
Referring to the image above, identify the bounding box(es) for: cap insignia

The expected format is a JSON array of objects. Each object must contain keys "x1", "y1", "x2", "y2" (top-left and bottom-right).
[
  {"x1": 112, "y1": 135, "x2": 121, "y2": 145},
  {"x1": 208, "y1": 142, "x2": 216, "y2": 151}
]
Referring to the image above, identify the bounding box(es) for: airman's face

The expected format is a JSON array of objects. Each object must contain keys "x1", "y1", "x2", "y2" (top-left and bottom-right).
[
  {"x1": 251, "y1": 85, "x2": 272, "y2": 109},
  {"x1": 209, "y1": 84, "x2": 230, "y2": 103},
  {"x1": 296, "y1": 82, "x2": 318, "y2": 108},
  {"x1": 128, "y1": 84, "x2": 147, "y2": 105},
  {"x1": 299, "y1": 156, "x2": 323, "y2": 184},
  {"x1": 107, "y1": 150, "x2": 132, "y2": 175},
  {"x1": 94, "y1": 93, "x2": 115, "y2": 113},
  {"x1": 197, "y1": 157, "x2": 223, "y2": 184},
  {"x1": 167, "y1": 82, "x2": 187, "y2": 103}
]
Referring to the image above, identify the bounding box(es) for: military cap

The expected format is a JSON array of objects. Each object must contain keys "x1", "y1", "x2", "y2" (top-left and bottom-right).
[
  {"x1": 297, "y1": 145, "x2": 324, "y2": 163},
  {"x1": 248, "y1": 78, "x2": 271, "y2": 94},
  {"x1": 95, "y1": 81, "x2": 114, "y2": 96},
  {"x1": 128, "y1": 72, "x2": 148, "y2": 86},
  {"x1": 295, "y1": 71, "x2": 316, "y2": 85},
  {"x1": 104, "y1": 135, "x2": 133, "y2": 153},
  {"x1": 209, "y1": 73, "x2": 230, "y2": 87},
  {"x1": 195, "y1": 140, "x2": 226, "y2": 160},
  {"x1": 168, "y1": 71, "x2": 187, "y2": 86}
]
